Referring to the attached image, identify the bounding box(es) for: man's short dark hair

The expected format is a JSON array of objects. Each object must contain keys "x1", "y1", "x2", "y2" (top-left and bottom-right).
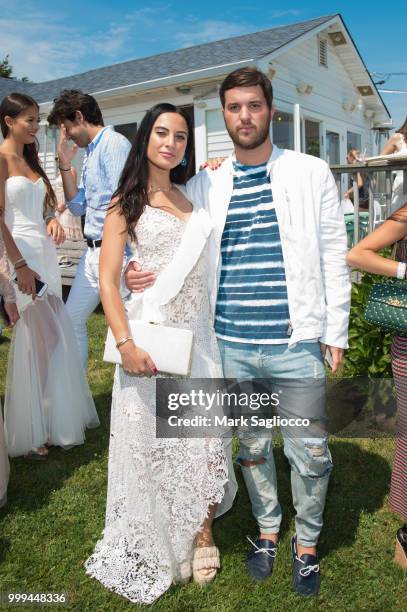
[
  {"x1": 47, "y1": 89, "x2": 104, "y2": 126},
  {"x1": 219, "y1": 67, "x2": 273, "y2": 110}
]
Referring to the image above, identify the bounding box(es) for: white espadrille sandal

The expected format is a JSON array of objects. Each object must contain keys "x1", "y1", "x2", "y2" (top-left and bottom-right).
[{"x1": 192, "y1": 546, "x2": 220, "y2": 585}]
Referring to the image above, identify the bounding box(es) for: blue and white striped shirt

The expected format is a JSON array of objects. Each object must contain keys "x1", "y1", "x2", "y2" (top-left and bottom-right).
[
  {"x1": 67, "y1": 126, "x2": 131, "y2": 240},
  {"x1": 215, "y1": 160, "x2": 291, "y2": 344}
]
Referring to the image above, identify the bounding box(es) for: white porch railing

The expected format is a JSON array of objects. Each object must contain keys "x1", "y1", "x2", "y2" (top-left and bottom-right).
[{"x1": 330, "y1": 158, "x2": 407, "y2": 245}]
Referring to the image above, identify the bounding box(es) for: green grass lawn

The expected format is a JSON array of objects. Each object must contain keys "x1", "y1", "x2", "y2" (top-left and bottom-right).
[{"x1": 0, "y1": 311, "x2": 406, "y2": 611}]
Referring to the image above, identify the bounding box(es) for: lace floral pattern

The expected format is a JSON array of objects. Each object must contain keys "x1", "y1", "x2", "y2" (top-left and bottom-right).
[{"x1": 85, "y1": 207, "x2": 232, "y2": 603}]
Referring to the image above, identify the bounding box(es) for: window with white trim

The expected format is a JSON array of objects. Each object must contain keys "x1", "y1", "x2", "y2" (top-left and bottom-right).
[
  {"x1": 272, "y1": 111, "x2": 294, "y2": 150},
  {"x1": 347, "y1": 131, "x2": 362, "y2": 154}
]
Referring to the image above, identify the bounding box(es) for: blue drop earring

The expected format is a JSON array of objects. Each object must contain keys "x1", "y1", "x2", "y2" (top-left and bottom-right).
[{"x1": 181, "y1": 157, "x2": 187, "y2": 167}]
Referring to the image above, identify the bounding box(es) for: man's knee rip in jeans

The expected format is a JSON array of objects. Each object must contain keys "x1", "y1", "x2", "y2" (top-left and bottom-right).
[
  {"x1": 285, "y1": 437, "x2": 333, "y2": 479},
  {"x1": 303, "y1": 439, "x2": 333, "y2": 479},
  {"x1": 237, "y1": 433, "x2": 267, "y2": 467}
]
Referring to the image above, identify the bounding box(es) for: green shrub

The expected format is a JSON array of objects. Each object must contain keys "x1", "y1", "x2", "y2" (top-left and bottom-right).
[{"x1": 343, "y1": 270, "x2": 393, "y2": 378}]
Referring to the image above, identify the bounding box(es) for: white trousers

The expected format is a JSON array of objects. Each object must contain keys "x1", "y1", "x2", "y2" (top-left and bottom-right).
[{"x1": 66, "y1": 246, "x2": 101, "y2": 369}]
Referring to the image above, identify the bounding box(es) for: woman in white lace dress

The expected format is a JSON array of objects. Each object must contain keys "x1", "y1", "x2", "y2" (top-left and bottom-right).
[
  {"x1": 85, "y1": 104, "x2": 236, "y2": 604},
  {"x1": 381, "y1": 117, "x2": 407, "y2": 213}
]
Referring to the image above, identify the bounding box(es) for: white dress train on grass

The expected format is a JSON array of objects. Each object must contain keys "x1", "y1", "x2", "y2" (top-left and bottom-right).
[
  {"x1": 3, "y1": 176, "x2": 99, "y2": 457},
  {"x1": 85, "y1": 203, "x2": 237, "y2": 604}
]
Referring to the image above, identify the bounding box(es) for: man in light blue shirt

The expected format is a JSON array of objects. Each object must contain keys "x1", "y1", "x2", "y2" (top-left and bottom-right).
[{"x1": 48, "y1": 90, "x2": 131, "y2": 368}]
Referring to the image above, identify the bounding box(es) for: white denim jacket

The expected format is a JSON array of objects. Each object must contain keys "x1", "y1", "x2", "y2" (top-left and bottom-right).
[{"x1": 185, "y1": 145, "x2": 351, "y2": 349}]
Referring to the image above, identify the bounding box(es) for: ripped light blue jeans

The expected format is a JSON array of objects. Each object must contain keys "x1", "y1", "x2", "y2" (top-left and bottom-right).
[{"x1": 218, "y1": 339, "x2": 332, "y2": 547}]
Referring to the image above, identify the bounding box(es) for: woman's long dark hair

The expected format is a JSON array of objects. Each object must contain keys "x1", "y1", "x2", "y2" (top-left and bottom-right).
[
  {"x1": 114, "y1": 103, "x2": 195, "y2": 240},
  {"x1": 396, "y1": 117, "x2": 407, "y2": 143},
  {"x1": 0, "y1": 92, "x2": 57, "y2": 213}
]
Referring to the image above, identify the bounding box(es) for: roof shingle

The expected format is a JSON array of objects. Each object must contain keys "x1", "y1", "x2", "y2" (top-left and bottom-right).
[{"x1": 0, "y1": 15, "x2": 335, "y2": 104}]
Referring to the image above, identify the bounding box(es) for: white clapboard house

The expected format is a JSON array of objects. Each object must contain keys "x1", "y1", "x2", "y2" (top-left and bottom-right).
[{"x1": 0, "y1": 13, "x2": 391, "y2": 186}]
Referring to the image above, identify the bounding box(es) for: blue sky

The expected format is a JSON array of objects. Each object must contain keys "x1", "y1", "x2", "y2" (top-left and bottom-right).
[{"x1": 1, "y1": 1, "x2": 405, "y2": 128}]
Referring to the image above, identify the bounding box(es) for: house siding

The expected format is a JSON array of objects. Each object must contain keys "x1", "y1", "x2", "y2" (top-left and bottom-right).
[{"x1": 201, "y1": 33, "x2": 376, "y2": 165}]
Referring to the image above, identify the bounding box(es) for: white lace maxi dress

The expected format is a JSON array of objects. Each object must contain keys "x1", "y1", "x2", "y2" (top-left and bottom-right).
[{"x1": 85, "y1": 205, "x2": 237, "y2": 604}]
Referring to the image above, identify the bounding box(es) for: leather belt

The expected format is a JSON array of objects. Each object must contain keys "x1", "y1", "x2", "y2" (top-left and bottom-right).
[{"x1": 85, "y1": 237, "x2": 102, "y2": 248}]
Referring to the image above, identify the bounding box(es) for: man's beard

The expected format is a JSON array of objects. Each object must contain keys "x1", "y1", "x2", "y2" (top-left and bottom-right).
[{"x1": 225, "y1": 120, "x2": 271, "y2": 150}]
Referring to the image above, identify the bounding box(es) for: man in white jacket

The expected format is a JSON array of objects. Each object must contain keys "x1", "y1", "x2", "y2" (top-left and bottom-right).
[{"x1": 126, "y1": 67, "x2": 351, "y2": 596}]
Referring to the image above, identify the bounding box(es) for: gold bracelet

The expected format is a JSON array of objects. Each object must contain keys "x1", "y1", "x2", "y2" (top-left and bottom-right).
[
  {"x1": 116, "y1": 336, "x2": 133, "y2": 349},
  {"x1": 14, "y1": 261, "x2": 28, "y2": 270}
]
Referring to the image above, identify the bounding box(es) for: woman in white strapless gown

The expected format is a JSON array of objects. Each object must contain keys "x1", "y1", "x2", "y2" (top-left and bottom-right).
[
  {"x1": 381, "y1": 118, "x2": 407, "y2": 213},
  {"x1": 0, "y1": 92, "x2": 99, "y2": 458}
]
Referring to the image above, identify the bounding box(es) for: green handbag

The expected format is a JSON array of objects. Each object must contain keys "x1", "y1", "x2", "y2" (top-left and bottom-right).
[{"x1": 364, "y1": 278, "x2": 407, "y2": 335}]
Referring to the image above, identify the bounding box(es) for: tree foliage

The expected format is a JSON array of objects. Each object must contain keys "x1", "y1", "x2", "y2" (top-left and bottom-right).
[
  {"x1": 0, "y1": 55, "x2": 13, "y2": 79},
  {"x1": 0, "y1": 54, "x2": 30, "y2": 81}
]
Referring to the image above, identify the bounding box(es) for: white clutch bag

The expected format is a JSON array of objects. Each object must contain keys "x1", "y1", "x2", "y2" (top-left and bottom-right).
[{"x1": 103, "y1": 320, "x2": 194, "y2": 376}]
